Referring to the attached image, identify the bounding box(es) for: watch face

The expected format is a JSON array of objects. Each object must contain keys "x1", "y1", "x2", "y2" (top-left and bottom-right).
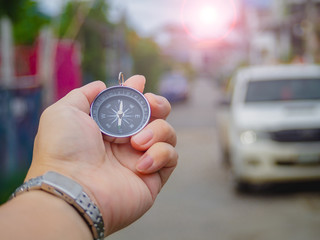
[{"x1": 90, "y1": 86, "x2": 151, "y2": 138}]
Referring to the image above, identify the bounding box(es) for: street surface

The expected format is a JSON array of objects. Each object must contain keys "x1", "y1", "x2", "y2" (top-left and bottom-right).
[{"x1": 108, "y1": 78, "x2": 320, "y2": 240}]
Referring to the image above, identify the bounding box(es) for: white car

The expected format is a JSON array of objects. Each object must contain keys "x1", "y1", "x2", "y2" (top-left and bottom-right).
[{"x1": 229, "y1": 64, "x2": 320, "y2": 189}]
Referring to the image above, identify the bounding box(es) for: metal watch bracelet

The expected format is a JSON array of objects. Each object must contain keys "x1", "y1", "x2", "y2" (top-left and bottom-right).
[{"x1": 9, "y1": 171, "x2": 105, "y2": 240}]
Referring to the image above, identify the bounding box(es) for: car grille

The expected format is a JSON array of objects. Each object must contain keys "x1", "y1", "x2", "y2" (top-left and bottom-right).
[{"x1": 270, "y1": 128, "x2": 320, "y2": 142}]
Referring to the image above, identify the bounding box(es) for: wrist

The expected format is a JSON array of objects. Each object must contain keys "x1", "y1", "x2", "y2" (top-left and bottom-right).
[
  {"x1": 26, "y1": 164, "x2": 113, "y2": 236},
  {"x1": 2, "y1": 190, "x2": 92, "y2": 240},
  {"x1": 11, "y1": 171, "x2": 105, "y2": 239}
]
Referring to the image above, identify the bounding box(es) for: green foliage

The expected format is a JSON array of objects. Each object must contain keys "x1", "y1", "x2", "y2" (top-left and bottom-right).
[
  {"x1": 0, "y1": 0, "x2": 25, "y2": 22},
  {"x1": 80, "y1": 1, "x2": 111, "y2": 83},
  {"x1": 56, "y1": 1, "x2": 79, "y2": 38},
  {"x1": 57, "y1": 0, "x2": 112, "y2": 83},
  {"x1": 14, "y1": 1, "x2": 50, "y2": 45},
  {"x1": 55, "y1": 0, "x2": 178, "y2": 88},
  {"x1": 0, "y1": 170, "x2": 27, "y2": 204},
  {"x1": 0, "y1": 0, "x2": 50, "y2": 45},
  {"x1": 127, "y1": 30, "x2": 168, "y2": 93}
]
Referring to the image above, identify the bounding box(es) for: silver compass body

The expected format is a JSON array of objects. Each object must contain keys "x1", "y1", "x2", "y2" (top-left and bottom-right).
[{"x1": 90, "y1": 85, "x2": 151, "y2": 138}]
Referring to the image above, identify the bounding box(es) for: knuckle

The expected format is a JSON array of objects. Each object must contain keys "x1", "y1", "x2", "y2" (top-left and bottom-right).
[
  {"x1": 153, "y1": 119, "x2": 176, "y2": 143},
  {"x1": 154, "y1": 142, "x2": 178, "y2": 167}
]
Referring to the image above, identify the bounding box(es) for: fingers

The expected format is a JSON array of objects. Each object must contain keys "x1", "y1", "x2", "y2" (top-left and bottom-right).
[
  {"x1": 59, "y1": 75, "x2": 144, "y2": 115},
  {"x1": 124, "y1": 75, "x2": 171, "y2": 120},
  {"x1": 145, "y1": 93, "x2": 171, "y2": 120},
  {"x1": 59, "y1": 81, "x2": 106, "y2": 114},
  {"x1": 117, "y1": 93, "x2": 170, "y2": 145},
  {"x1": 123, "y1": 75, "x2": 146, "y2": 93},
  {"x1": 131, "y1": 119, "x2": 177, "y2": 151},
  {"x1": 56, "y1": 75, "x2": 170, "y2": 119},
  {"x1": 62, "y1": 76, "x2": 172, "y2": 147},
  {"x1": 101, "y1": 75, "x2": 171, "y2": 144},
  {"x1": 78, "y1": 81, "x2": 106, "y2": 104},
  {"x1": 136, "y1": 142, "x2": 178, "y2": 186}
]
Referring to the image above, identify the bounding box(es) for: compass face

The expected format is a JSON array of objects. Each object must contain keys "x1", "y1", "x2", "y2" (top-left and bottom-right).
[{"x1": 90, "y1": 86, "x2": 151, "y2": 138}]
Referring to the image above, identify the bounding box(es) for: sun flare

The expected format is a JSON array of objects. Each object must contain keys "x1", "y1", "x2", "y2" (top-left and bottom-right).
[
  {"x1": 181, "y1": 0, "x2": 238, "y2": 44},
  {"x1": 199, "y1": 6, "x2": 217, "y2": 26}
]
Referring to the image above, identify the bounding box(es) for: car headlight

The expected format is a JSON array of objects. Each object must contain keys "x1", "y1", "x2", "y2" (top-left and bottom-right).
[
  {"x1": 239, "y1": 130, "x2": 270, "y2": 145},
  {"x1": 240, "y1": 130, "x2": 257, "y2": 145}
]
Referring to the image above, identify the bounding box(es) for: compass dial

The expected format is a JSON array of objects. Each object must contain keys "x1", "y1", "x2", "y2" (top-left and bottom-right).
[{"x1": 90, "y1": 86, "x2": 151, "y2": 138}]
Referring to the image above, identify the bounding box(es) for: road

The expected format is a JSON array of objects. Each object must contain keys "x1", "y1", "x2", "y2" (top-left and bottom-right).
[{"x1": 108, "y1": 78, "x2": 320, "y2": 240}]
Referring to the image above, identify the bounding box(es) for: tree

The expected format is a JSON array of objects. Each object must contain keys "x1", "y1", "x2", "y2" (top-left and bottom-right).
[
  {"x1": 57, "y1": 0, "x2": 112, "y2": 83},
  {"x1": 127, "y1": 30, "x2": 168, "y2": 93},
  {"x1": 0, "y1": 0, "x2": 50, "y2": 45}
]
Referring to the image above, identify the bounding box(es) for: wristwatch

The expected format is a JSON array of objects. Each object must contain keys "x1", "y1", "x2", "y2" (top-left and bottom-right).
[{"x1": 10, "y1": 171, "x2": 105, "y2": 240}]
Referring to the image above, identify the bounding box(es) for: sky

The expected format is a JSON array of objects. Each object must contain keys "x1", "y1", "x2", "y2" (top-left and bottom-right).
[
  {"x1": 37, "y1": 0, "x2": 66, "y2": 16},
  {"x1": 108, "y1": 0, "x2": 271, "y2": 37},
  {"x1": 37, "y1": 0, "x2": 183, "y2": 36},
  {"x1": 38, "y1": 0, "x2": 272, "y2": 38},
  {"x1": 108, "y1": 0, "x2": 183, "y2": 36}
]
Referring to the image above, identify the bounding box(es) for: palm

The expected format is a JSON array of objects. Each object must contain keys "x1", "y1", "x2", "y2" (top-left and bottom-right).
[
  {"x1": 96, "y1": 141, "x2": 157, "y2": 233},
  {"x1": 28, "y1": 78, "x2": 177, "y2": 237},
  {"x1": 62, "y1": 108, "x2": 158, "y2": 234}
]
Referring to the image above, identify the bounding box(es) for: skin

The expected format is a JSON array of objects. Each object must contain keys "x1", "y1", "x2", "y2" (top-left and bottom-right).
[{"x1": 0, "y1": 75, "x2": 178, "y2": 239}]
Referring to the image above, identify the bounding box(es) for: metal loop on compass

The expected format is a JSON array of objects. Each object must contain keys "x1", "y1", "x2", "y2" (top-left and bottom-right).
[{"x1": 118, "y1": 72, "x2": 125, "y2": 86}]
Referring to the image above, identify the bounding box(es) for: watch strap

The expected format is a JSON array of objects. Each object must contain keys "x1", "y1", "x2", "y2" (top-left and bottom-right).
[{"x1": 10, "y1": 171, "x2": 105, "y2": 240}]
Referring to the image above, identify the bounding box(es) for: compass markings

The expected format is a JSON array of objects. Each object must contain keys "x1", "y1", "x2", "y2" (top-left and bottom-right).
[{"x1": 91, "y1": 86, "x2": 150, "y2": 137}]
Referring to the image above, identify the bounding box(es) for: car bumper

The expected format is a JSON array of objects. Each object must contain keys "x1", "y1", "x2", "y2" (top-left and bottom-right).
[{"x1": 231, "y1": 141, "x2": 320, "y2": 184}]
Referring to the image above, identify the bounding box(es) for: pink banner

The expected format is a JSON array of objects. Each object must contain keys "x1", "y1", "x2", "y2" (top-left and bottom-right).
[{"x1": 54, "y1": 41, "x2": 82, "y2": 100}]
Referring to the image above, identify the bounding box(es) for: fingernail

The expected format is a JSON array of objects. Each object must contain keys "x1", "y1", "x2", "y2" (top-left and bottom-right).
[
  {"x1": 136, "y1": 155, "x2": 154, "y2": 171},
  {"x1": 133, "y1": 129, "x2": 153, "y2": 145}
]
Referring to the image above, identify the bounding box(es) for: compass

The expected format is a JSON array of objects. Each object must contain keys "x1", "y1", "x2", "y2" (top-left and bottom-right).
[{"x1": 90, "y1": 73, "x2": 151, "y2": 138}]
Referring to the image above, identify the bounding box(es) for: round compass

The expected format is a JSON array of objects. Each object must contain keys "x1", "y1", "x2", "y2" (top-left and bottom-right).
[{"x1": 90, "y1": 74, "x2": 151, "y2": 138}]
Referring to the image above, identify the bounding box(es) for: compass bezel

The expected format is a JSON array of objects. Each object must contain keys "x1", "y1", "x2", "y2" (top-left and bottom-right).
[{"x1": 90, "y1": 86, "x2": 151, "y2": 138}]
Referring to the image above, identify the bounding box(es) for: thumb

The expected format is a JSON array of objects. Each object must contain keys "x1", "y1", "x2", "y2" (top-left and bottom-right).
[{"x1": 59, "y1": 81, "x2": 106, "y2": 114}]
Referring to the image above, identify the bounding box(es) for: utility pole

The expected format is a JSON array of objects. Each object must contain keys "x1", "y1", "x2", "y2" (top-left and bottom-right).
[
  {"x1": 0, "y1": 17, "x2": 16, "y2": 176},
  {"x1": 305, "y1": 0, "x2": 318, "y2": 63},
  {"x1": 38, "y1": 27, "x2": 56, "y2": 107},
  {"x1": 1, "y1": 17, "x2": 14, "y2": 87}
]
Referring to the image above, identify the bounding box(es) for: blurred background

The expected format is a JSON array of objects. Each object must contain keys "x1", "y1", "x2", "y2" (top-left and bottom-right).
[{"x1": 1, "y1": 0, "x2": 320, "y2": 239}]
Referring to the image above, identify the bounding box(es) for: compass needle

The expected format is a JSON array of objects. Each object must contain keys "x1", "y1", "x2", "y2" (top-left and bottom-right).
[
  {"x1": 119, "y1": 100, "x2": 123, "y2": 112},
  {"x1": 118, "y1": 118, "x2": 122, "y2": 127}
]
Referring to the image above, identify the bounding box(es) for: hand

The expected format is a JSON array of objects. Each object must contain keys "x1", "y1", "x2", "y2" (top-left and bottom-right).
[{"x1": 26, "y1": 75, "x2": 178, "y2": 236}]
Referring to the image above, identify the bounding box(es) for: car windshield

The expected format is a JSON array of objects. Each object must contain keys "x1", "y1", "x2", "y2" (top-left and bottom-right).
[{"x1": 245, "y1": 79, "x2": 320, "y2": 102}]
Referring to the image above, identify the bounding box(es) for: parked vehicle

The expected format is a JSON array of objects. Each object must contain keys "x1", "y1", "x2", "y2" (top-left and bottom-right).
[
  {"x1": 159, "y1": 72, "x2": 189, "y2": 103},
  {"x1": 227, "y1": 64, "x2": 320, "y2": 190}
]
